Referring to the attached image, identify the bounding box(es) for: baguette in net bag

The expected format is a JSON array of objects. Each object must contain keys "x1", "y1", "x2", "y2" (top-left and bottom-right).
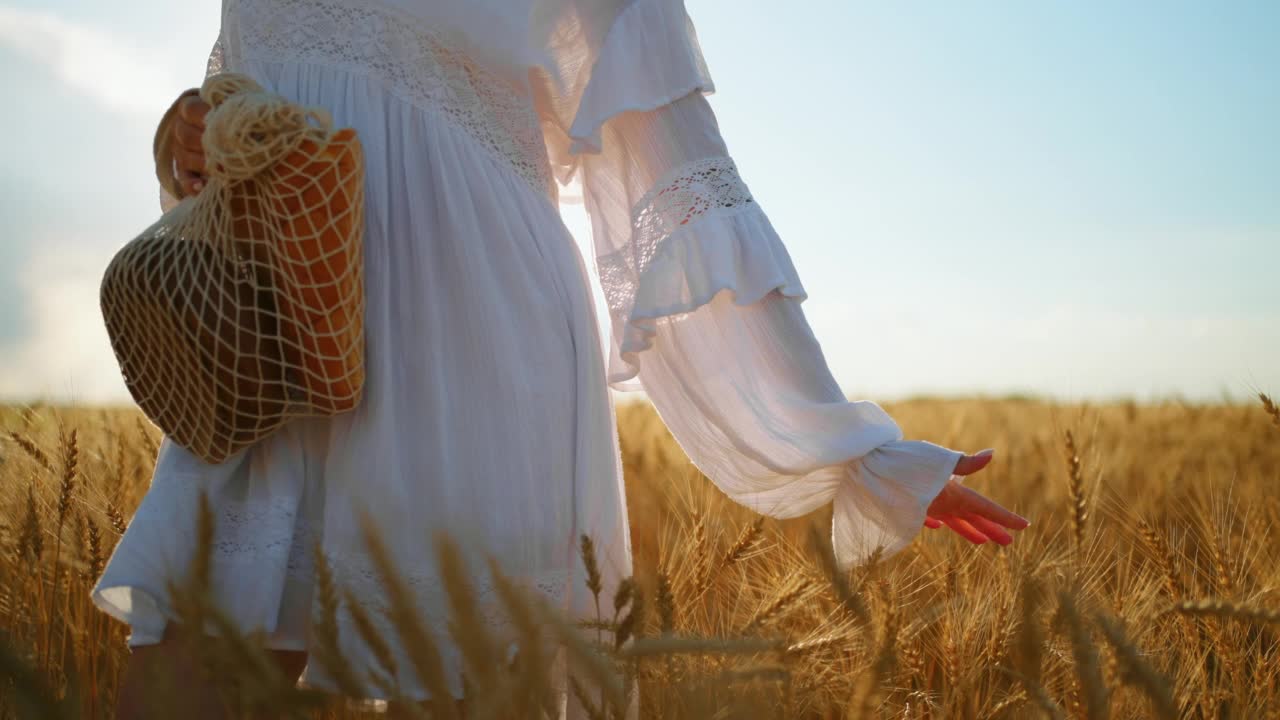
[{"x1": 100, "y1": 72, "x2": 366, "y2": 464}]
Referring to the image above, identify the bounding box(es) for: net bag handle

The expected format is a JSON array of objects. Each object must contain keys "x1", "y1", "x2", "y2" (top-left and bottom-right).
[{"x1": 152, "y1": 73, "x2": 335, "y2": 199}]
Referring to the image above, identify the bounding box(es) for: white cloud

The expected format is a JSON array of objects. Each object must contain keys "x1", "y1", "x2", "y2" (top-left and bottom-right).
[
  {"x1": 0, "y1": 239, "x2": 128, "y2": 404},
  {"x1": 0, "y1": 5, "x2": 180, "y2": 116}
]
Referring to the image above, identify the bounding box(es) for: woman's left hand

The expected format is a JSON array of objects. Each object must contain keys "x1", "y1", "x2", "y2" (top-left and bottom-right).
[{"x1": 922, "y1": 449, "x2": 1031, "y2": 545}]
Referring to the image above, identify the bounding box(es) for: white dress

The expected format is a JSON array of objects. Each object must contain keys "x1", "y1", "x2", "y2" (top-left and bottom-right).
[{"x1": 92, "y1": 0, "x2": 966, "y2": 710}]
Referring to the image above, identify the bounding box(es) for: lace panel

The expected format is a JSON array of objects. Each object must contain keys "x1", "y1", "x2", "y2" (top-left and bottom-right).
[
  {"x1": 220, "y1": 0, "x2": 554, "y2": 198},
  {"x1": 597, "y1": 155, "x2": 757, "y2": 321},
  {"x1": 206, "y1": 31, "x2": 226, "y2": 76}
]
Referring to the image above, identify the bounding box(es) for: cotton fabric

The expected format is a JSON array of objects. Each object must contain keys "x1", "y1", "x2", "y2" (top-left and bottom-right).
[{"x1": 93, "y1": 0, "x2": 965, "y2": 711}]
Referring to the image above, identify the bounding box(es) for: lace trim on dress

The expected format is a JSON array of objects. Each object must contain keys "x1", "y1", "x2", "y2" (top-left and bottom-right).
[
  {"x1": 206, "y1": 30, "x2": 226, "y2": 76},
  {"x1": 221, "y1": 0, "x2": 554, "y2": 198},
  {"x1": 113, "y1": 475, "x2": 575, "y2": 658},
  {"x1": 220, "y1": 497, "x2": 575, "y2": 633},
  {"x1": 597, "y1": 155, "x2": 757, "y2": 325}
]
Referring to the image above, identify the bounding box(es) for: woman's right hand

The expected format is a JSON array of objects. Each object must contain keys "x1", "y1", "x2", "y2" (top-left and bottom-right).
[
  {"x1": 172, "y1": 89, "x2": 212, "y2": 196},
  {"x1": 922, "y1": 449, "x2": 1031, "y2": 545}
]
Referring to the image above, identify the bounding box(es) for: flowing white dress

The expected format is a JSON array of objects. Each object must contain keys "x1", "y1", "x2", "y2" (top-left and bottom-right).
[{"x1": 92, "y1": 0, "x2": 967, "y2": 710}]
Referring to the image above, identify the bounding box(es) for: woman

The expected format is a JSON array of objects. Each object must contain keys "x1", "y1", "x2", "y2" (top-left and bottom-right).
[{"x1": 93, "y1": 0, "x2": 1030, "y2": 715}]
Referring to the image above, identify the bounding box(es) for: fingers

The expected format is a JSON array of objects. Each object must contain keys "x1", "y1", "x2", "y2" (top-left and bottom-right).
[
  {"x1": 174, "y1": 118, "x2": 205, "y2": 154},
  {"x1": 172, "y1": 112, "x2": 206, "y2": 175},
  {"x1": 953, "y1": 449, "x2": 994, "y2": 476},
  {"x1": 173, "y1": 142, "x2": 206, "y2": 177},
  {"x1": 163, "y1": 89, "x2": 209, "y2": 197},
  {"x1": 967, "y1": 492, "x2": 1031, "y2": 531},
  {"x1": 177, "y1": 168, "x2": 206, "y2": 197},
  {"x1": 964, "y1": 513, "x2": 1013, "y2": 545},
  {"x1": 924, "y1": 516, "x2": 944, "y2": 529},
  {"x1": 171, "y1": 122, "x2": 206, "y2": 194},
  {"x1": 941, "y1": 516, "x2": 988, "y2": 544},
  {"x1": 172, "y1": 92, "x2": 208, "y2": 190},
  {"x1": 177, "y1": 93, "x2": 211, "y2": 126}
]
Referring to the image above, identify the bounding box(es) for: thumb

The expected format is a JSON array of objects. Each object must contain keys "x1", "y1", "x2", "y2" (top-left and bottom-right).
[{"x1": 953, "y1": 448, "x2": 995, "y2": 476}]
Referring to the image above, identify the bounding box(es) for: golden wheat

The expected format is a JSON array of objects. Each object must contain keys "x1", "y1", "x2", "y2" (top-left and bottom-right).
[
  {"x1": 1260, "y1": 392, "x2": 1280, "y2": 428},
  {"x1": 1, "y1": 394, "x2": 1279, "y2": 717}
]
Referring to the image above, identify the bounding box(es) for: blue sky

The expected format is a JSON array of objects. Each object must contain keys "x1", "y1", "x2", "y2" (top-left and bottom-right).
[{"x1": 0, "y1": 1, "x2": 1276, "y2": 405}]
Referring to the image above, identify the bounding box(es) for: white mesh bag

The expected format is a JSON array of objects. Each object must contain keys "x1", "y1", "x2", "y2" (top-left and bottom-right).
[{"x1": 100, "y1": 72, "x2": 366, "y2": 464}]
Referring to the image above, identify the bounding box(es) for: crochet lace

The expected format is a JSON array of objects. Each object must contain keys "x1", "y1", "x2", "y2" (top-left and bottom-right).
[
  {"x1": 598, "y1": 155, "x2": 758, "y2": 322},
  {"x1": 213, "y1": 0, "x2": 555, "y2": 199}
]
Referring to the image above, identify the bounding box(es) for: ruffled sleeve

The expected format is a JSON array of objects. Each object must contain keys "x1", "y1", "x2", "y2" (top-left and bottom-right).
[{"x1": 536, "y1": 0, "x2": 965, "y2": 569}]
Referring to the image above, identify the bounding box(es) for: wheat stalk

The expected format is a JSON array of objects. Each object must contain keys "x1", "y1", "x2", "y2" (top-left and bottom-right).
[
  {"x1": 528, "y1": 584, "x2": 626, "y2": 712},
  {"x1": 1064, "y1": 429, "x2": 1088, "y2": 550},
  {"x1": 741, "y1": 579, "x2": 810, "y2": 633},
  {"x1": 614, "y1": 579, "x2": 644, "y2": 650},
  {"x1": 435, "y1": 532, "x2": 500, "y2": 693},
  {"x1": 622, "y1": 635, "x2": 785, "y2": 658},
  {"x1": 79, "y1": 511, "x2": 103, "y2": 582},
  {"x1": 806, "y1": 524, "x2": 871, "y2": 632},
  {"x1": 1093, "y1": 611, "x2": 1178, "y2": 718},
  {"x1": 43, "y1": 426, "x2": 78, "y2": 672},
  {"x1": 1167, "y1": 598, "x2": 1280, "y2": 625},
  {"x1": 104, "y1": 503, "x2": 128, "y2": 536},
  {"x1": 1260, "y1": 392, "x2": 1280, "y2": 428},
  {"x1": 18, "y1": 481, "x2": 43, "y2": 563},
  {"x1": 987, "y1": 689, "x2": 1027, "y2": 718},
  {"x1": 486, "y1": 555, "x2": 559, "y2": 717},
  {"x1": 655, "y1": 571, "x2": 676, "y2": 635},
  {"x1": 997, "y1": 665, "x2": 1067, "y2": 720},
  {"x1": 784, "y1": 632, "x2": 848, "y2": 658},
  {"x1": 5, "y1": 432, "x2": 54, "y2": 474},
  {"x1": 307, "y1": 542, "x2": 366, "y2": 698},
  {"x1": 357, "y1": 511, "x2": 458, "y2": 720},
  {"x1": 850, "y1": 580, "x2": 899, "y2": 718},
  {"x1": 720, "y1": 517, "x2": 765, "y2": 570},
  {"x1": 1056, "y1": 588, "x2": 1110, "y2": 720},
  {"x1": 1014, "y1": 574, "x2": 1045, "y2": 689},
  {"x1": 340, "y1": 586, "x2": 402, "y2": 698},
  {"x1": 134, "y1": 416, "x2": 158, "y2": 459},
  {"x1": 1137, "y1": 519, "x2": 1184, "y2": 600}
]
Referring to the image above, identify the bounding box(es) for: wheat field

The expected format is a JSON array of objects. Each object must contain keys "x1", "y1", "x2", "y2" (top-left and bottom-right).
[{"x1": 1, "y1": 394, "x2": 1278, "y2": 718}]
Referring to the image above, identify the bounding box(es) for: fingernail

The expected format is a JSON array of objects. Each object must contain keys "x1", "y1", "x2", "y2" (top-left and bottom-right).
[{"x1": 976, "y1": 448, "x2": 995, "y2": 457}]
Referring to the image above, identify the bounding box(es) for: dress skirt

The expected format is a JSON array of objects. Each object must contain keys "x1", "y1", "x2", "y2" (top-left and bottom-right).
[{"x1": 92, "y1": 54, "x2": 634, "y2": 702}]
